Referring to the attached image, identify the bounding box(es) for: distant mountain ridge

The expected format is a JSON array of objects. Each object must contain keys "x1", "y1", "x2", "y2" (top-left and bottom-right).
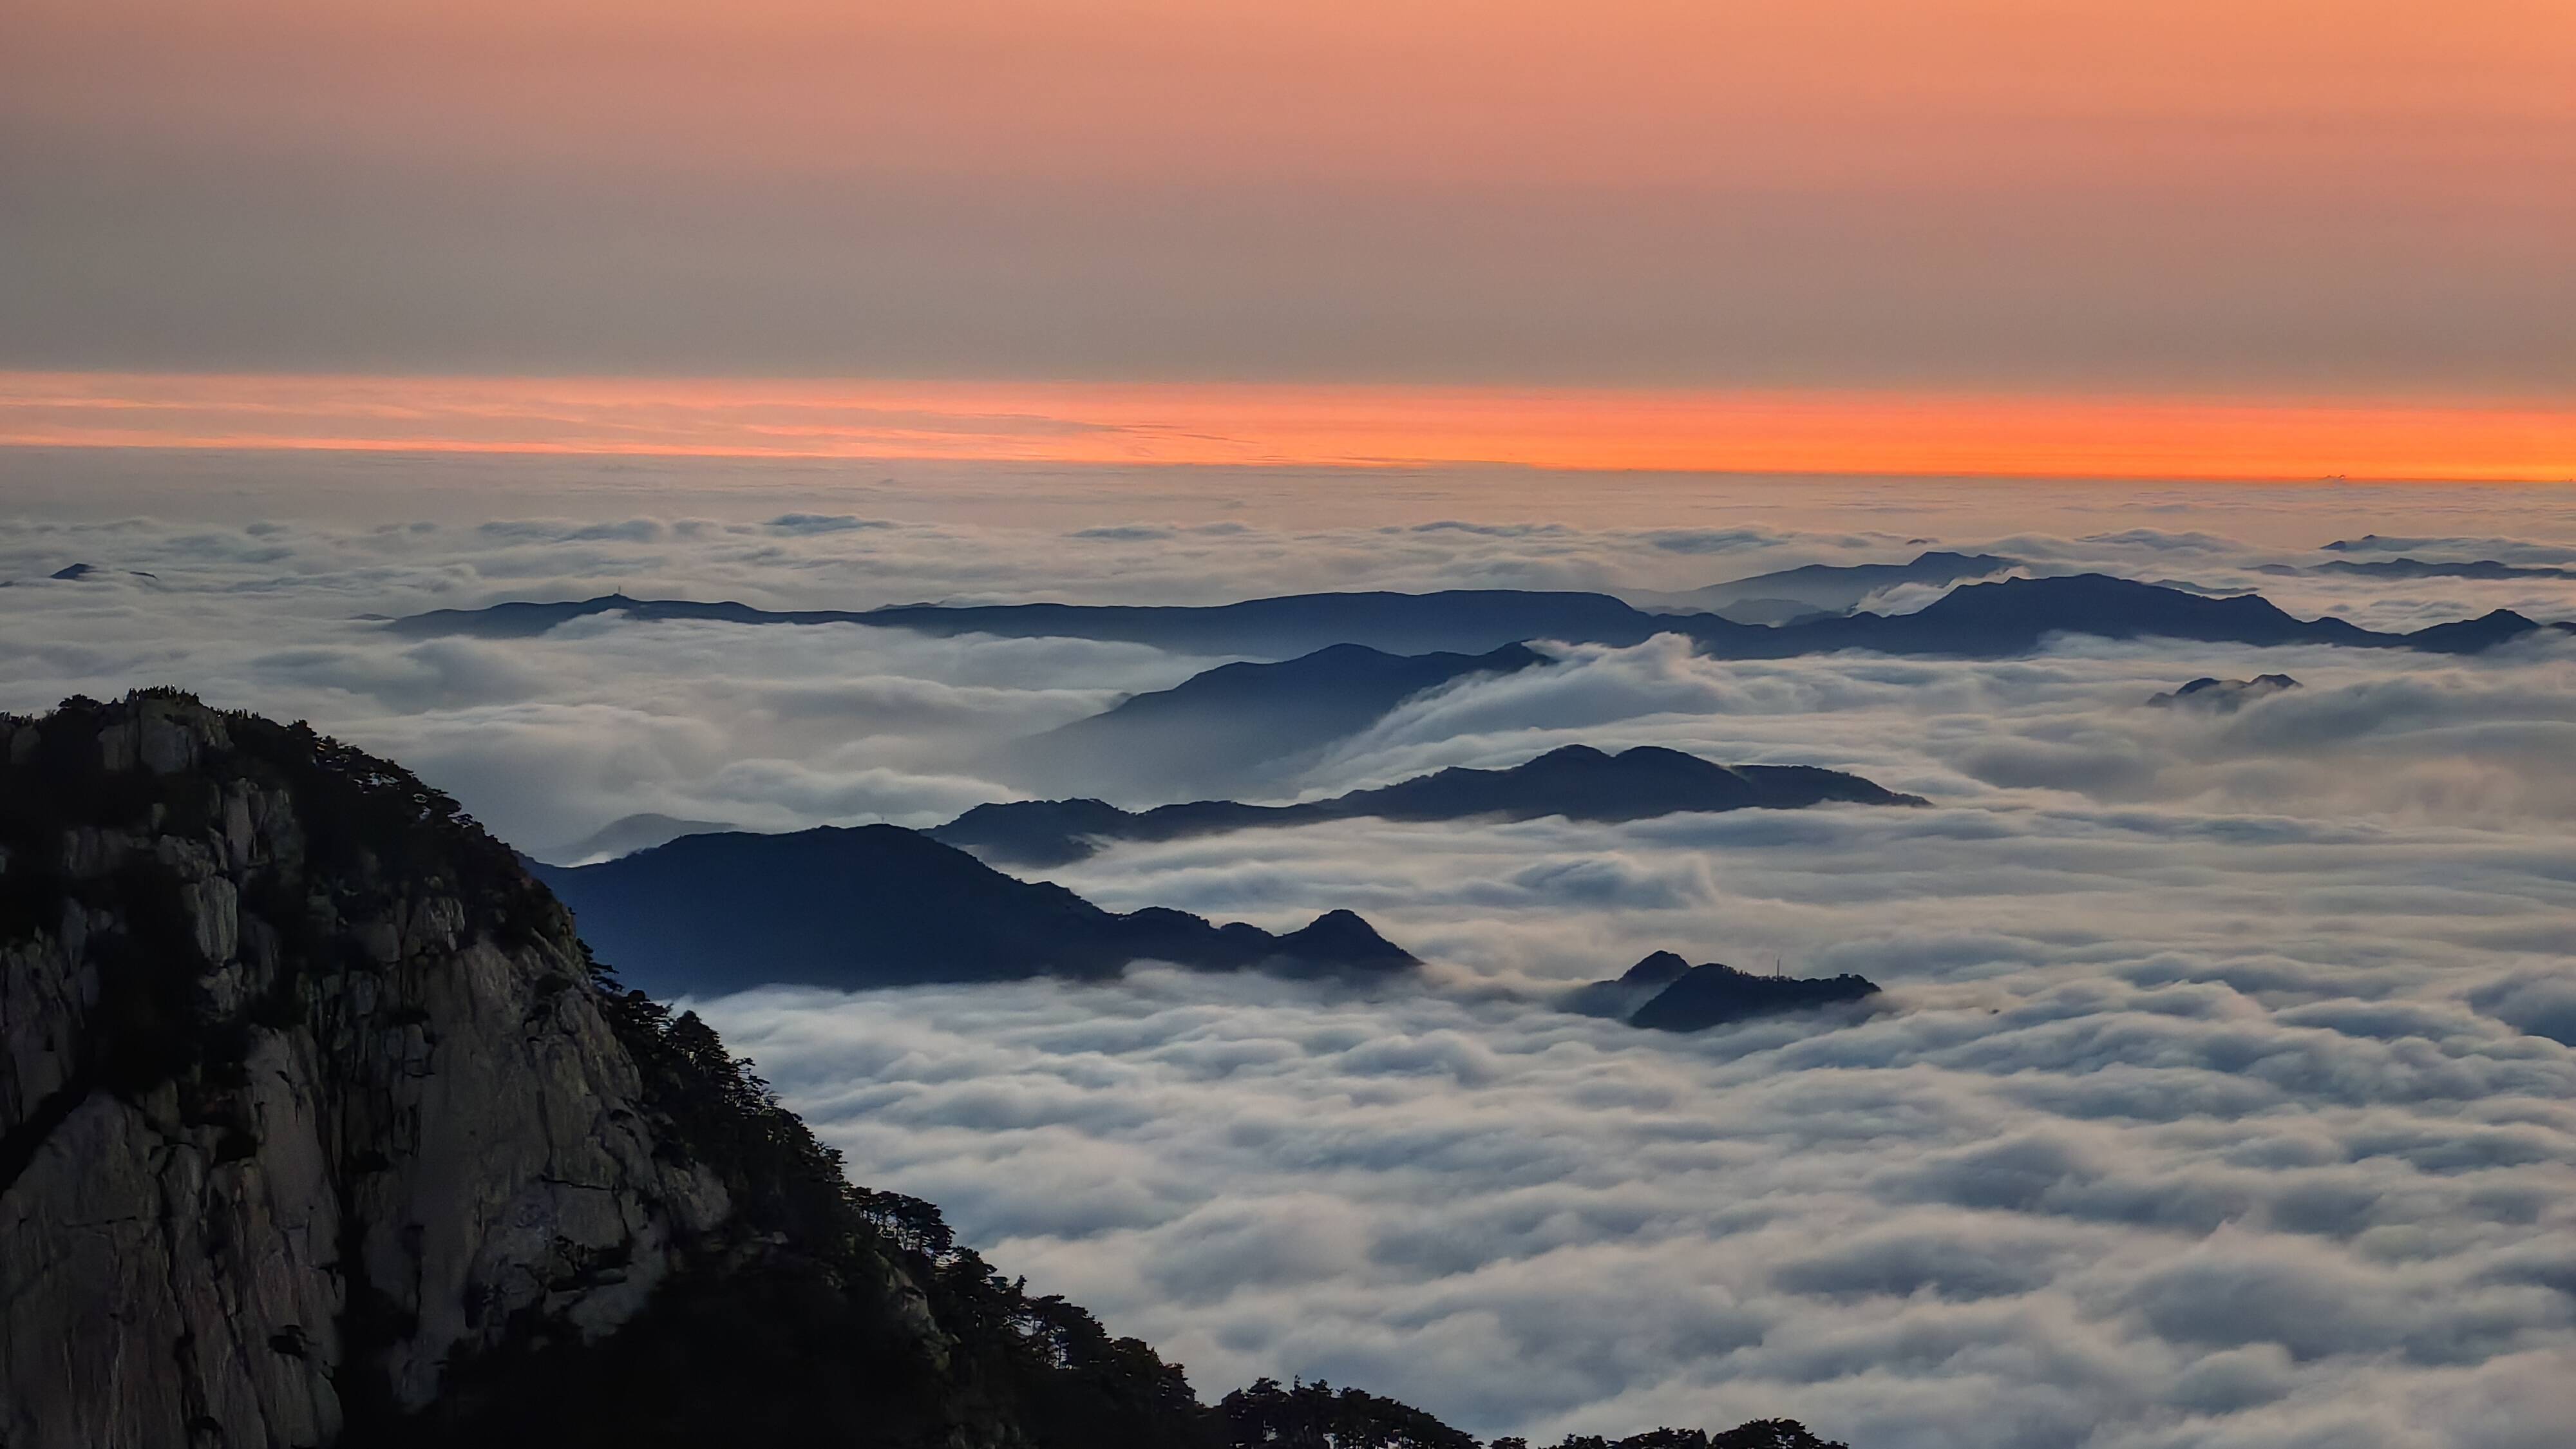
[
  {"x1": 529, "y1": 823, "x2": 1416, "y2": 996},
  {"x1": 393, "y1": 573, "x2": 2571, "y2": 663},
  {"x1": 392, "y1": 589, "x2": 1660, "y2": 658},
  {"x1": 936, "y1": 744, "x2": 1925, "y2": 867},
  {"x1": 2276, "y1": 558, "x2": 2576, "y2": 582}
]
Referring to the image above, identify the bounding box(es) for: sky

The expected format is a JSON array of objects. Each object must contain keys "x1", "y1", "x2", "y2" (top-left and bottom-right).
[
  {"x1": 4, "y1": 0, "x2": 2571, "y2": 478},
  {"x1": 9, "y1": 8, "x2": 2576, "y2": 1441}
]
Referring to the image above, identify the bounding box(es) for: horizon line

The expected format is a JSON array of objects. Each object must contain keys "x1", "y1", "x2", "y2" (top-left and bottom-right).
[{"x1": 3, "y1": 372, "x2": 2570, "y2": 484}]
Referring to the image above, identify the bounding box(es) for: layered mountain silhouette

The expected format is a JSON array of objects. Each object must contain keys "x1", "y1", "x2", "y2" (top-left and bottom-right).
[
  {"x1": 529, "y1": 823, "x2": 1416, "y2": 995},
  {"x1": 1564, "y1": 951, "x2": 1883, "y2": 1031},
  {"x1": 394, "y1": 573, "x2": 2570, "y2": 663},
  {"x1": 936, "y1": 744, "x2": 1924, "y2": 867},
  {"x1": 997, "y1": 641, "x2": 1544, "y2": 796},
  {"x1": 2147, "y1": 675, "x2": 2302, "y2": 711},
  {"x1": 392, "y1": 589, "x2": 1661, "y2": 658},
  {"x1": 1662, "y1": 551, "x2": 2020, "y2": 621},
  {"x1": 0, "y1": 691, "x2": 1842, "y2": 1449}
]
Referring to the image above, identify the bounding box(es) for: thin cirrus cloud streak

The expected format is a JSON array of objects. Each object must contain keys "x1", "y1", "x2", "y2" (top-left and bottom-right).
[{"x1": 4, "y1": 374, "x2": 2572, "y2": 482}]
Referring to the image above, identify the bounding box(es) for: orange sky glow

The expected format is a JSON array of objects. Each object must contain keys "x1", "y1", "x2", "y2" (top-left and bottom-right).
[{"x1": 5, "y1": 375, "x2": 2568, "y2": 482}]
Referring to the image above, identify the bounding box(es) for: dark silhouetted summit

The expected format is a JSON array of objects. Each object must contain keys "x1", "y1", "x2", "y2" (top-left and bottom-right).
[
  {"x1": 2148, "y1": 675, "x2": 2302, "y2": 711},
  {"x1": 1564, "y1": 951, "x2": 1880, "y2": 1031},
  {"x1": 529, "y1": 823, "x2": 1416, "y2": 995},
  {"x1": 1560, "y1": 950, "x2": 1696, "y2": 1020},
  {"x1": 1628, "y1": 958, "x2": 1881, "y2": 1032},
  {"x1": 938, "y1": 745, "x2": 1924, "y2": 867}
]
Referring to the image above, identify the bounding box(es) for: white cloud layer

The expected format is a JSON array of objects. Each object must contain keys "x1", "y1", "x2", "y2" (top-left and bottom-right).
[{"x1": 4, "y1": 460, "x2": 2574, "y2": 1445}]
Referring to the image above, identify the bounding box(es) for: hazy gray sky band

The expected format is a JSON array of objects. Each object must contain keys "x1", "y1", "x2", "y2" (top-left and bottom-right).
[
  {"x1": 6, "y1": 0, "x2": 2570, "y2": 390},
  {"x1": 8, "y1": 140, "x2": 2570, "y2": 391}
]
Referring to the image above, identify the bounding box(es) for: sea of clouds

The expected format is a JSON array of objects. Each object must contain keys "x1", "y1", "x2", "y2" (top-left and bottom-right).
[{"x1": 4, "y1": 453, "x2": 2574, "y2": 1446}]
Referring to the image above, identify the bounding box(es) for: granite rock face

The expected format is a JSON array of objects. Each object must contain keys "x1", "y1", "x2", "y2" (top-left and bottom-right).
[{"x1": 0, "y1": 694, "x2": 734, "y2": 1448}]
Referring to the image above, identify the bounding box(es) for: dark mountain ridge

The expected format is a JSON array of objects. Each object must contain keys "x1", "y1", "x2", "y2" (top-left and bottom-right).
[
  {"x1": 393, "y1": 574, "x2": 2569, "y2": 663},
  {"x1": 529, "y1": 822, "x2": 1417, "y2": 996},
  {"x1": 936, "y1": 744, "x2": 1925, "y2": 867},
  {"x1": 0, "y1": 691, "x2": 1849, "y2": 1449},
  {"x1": 2257, "y1": 557, "x2": 2576, "y2": 582},
  {"x1": 392, "y1": 589, "x2": 1661, "y2": 658}
]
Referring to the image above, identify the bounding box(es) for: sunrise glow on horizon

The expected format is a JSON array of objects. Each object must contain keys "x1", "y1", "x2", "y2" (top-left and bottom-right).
[{"x1": 5, "y1": 374, "x2": 2570, "y2": 484}]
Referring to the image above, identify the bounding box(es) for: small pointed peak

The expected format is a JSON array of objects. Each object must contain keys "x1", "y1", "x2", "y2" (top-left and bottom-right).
[{"x1": 1622, "y1": 950, "x2": 1692, "y2": 984}]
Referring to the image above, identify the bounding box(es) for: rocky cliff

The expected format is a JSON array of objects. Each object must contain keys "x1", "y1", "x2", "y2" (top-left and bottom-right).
[
  {"x1": 0, "y1": 691, "x2": 1851, "y2": 1449},
  {"x1": 0, "y1": 693, "x2": 999, "y2": 1447}
]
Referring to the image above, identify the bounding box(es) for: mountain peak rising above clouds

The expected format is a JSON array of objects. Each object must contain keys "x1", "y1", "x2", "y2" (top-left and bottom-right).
[
  {"x1": 1, "y1": 691, "x2": 1850, "y2": 1448},
  {"x1": 2148, "y1": 675, "x2": 2302, "y2": 711},
  {"x1": 528, "y1": 822, "x2": 1418, "y2": 996},
  {"x1": 1563, "y1": 952, "x2": 1883, "y2": 1031},
  {"x1": 936, "y1": 744, "x2": 1924, "y2": 868}
]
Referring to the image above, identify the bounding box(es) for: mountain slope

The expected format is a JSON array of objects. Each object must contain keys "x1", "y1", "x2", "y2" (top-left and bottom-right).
[
  {"x1": 0, "y1": 692, "x2": 1848, "y2": 1449},
  {"x1": 997, "y1": 641, "x2": 1546, "y2": 796},
  {"x1": 935, "y1": 744, "x2": 1925, "y2": 867},
  {"x1": 529, "y1": 824, "x2": 1416, "y2": 995}
]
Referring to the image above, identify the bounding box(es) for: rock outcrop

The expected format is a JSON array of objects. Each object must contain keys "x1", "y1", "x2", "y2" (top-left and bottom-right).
[{"x1": 0, "y1": 692, "x2": 744, "y2": 1446}]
